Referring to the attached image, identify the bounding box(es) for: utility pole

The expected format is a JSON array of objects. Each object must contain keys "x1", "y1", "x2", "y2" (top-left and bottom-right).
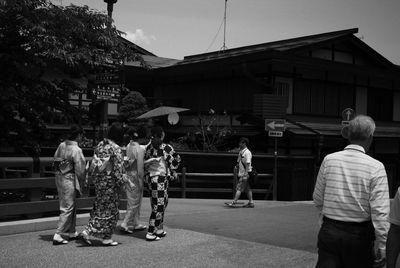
[
  {"x1": 97, "y1": 0, "x2": 118, "y2": 140},
  {"x1": 221, "y1": 0, "x2": 228, "y2": 51}
]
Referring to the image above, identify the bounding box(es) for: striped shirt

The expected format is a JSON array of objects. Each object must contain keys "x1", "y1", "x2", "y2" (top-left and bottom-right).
[{"x1": 313, "y1": 144, "x2": 390, "y2": 249}]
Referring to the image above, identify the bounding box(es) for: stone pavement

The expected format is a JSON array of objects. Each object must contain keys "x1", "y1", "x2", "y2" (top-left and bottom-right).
[{"x1": 0, "y1": 198, "x2": 319, "y2": 268}]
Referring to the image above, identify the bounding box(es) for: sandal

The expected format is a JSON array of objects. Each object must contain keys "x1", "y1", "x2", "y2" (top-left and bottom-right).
[
  {"x1": 225, "y1": 201, "x2": 237, "y2": 207},
  {"x1": 68, "y1": 232, "x2": 79, "y2": 240},
  {"x1": 155, "y1": 231, "x2": 167, "y2": 238},
  {"x1": 133, "y1": 224, "x2": 147, "y2": 231},
  {"x1": 102, "y1": 240, "x2": 119, "y2": 246},
  {"x1": 120, "y1": 227, "x2": 133, "y2": 234},
  {"x1": 243, "y1": 202, "x2": 255, "y2": 208},
  {"x1": 146, "y1": 233, "x2": 161, "y2": 241},
  {"x1": 79, "y1": 231, "x2": 92, "y2": 246},
  {"x1": 53, "y1": 239, "x2": 68, "y2": 245}
]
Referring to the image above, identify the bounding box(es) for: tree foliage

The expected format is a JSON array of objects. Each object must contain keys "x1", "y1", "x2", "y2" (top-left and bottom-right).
[
  {"x1": 118, "y1": 91, "x2": 148, "y2": 124},
  {"x1": 0, "y1": 0, "x2": 141, "y2": 154}
]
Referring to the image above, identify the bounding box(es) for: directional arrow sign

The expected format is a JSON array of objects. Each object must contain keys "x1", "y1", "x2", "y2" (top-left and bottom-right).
[
  {"x1": 342, "y1": 108, "x2": 355, "y2": 121},
  {"x1": 265, "y1": 119, "x2": 286, "y2": 132}
]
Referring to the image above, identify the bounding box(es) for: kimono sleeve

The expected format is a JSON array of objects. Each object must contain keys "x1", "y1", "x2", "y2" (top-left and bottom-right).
[
  {"x1": 163, "y1": 144, "x2": 181, "y2": 172},
  {"x1": 112, "y1": 144, "x2": 128, "y2": 187},
  {"x1": 73, "y1": 147, "x2": 86, "y2": 182},
  {"x1": 53, "y1": 142, "x2": 66, "y2": 160}
]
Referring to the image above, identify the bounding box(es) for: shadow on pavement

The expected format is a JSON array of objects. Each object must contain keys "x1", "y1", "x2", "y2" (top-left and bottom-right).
[{"x1": 38, "y1": 234, "x2": 53, "y2": 242}]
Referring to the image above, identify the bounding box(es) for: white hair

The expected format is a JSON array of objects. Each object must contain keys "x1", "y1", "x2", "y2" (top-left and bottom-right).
[{"x1": 348, "y1": 115, "x2": 375, "y2": 142}]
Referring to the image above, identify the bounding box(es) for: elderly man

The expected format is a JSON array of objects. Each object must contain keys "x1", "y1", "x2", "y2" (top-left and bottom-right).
[
  {"x1": 387, "y1": 187, "x2": 400, "y2": 268},
  {"x1": 313, "y1": 115, "x2": 390, "y2": 268}
]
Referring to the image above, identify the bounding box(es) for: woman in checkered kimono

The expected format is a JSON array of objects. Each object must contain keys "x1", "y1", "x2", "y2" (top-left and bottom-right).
[{"x1": 144, "y1": 126, "x2": 181, "y2": 241}]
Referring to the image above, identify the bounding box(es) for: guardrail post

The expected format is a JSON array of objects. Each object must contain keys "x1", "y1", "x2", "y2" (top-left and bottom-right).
[
  {"x1": 232, "y1": 166, "x2": 238, "y2": 196},
  {"x1": 181, "y1": 167, "x2": 186, "y2": 198},
  {"x1": 26, "y1": 189, "x2": 43, "y2": 219}
]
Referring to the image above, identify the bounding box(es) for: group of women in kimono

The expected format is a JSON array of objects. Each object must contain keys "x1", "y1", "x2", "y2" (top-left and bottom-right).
[{"x1": 52, "y1": 123, "x2": 181, "y2": 246}]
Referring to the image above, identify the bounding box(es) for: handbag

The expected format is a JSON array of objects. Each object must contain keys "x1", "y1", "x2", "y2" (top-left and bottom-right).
[{"x1": 248, "y1": 167, "x2": 258, "y2": 186}]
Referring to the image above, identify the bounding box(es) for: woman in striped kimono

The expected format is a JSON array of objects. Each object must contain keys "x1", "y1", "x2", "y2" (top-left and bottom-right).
[{"x1": 52, "y1": 125, "x2": 86, "y2": 245}]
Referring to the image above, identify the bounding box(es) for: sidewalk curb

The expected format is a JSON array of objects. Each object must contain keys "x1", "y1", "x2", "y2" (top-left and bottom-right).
[{"x1": 0, "y1": 211, "x2": 127, "y2": 236}]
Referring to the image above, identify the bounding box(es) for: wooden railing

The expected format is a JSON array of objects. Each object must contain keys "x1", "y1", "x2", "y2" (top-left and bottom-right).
[
  {"x1": 0, "y1": 157, "x2": 95, "y2": 218},
  {"x1": 171, "y1": 167, "x2": 274, "y2": 199},
  {"x1": 0, "y1": 157, "x2": 275, "y2": 219},
  {"x1": 0, "y1": 157, "x2": 34, "y2": 178}
]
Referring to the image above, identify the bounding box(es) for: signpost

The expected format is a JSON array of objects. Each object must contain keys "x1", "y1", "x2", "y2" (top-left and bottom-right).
[
  {"x1": 342, "y1": 108, "x2": 355, "y2": 121},
  {"x1": 92, "y1": 85, "x2": 121, "y2": 102},
  {"x1": 88, "y1": 65, "x2": 124, "y2": 140},
  {"x1": 341, "y1": 108, "x2": 355, "y2": 139},
  {"x1": 268, "y1": 131, "x2": 283, "y2": 137},
  {"x1": 265, "y1": 119, "x2": 286, "y2": 132},
  {"x1": 91, "y1": 67, "x2": 123, "y2": 103},
  {"x1": 265, "y1": 119, "x2": 285, "y2": 200}
]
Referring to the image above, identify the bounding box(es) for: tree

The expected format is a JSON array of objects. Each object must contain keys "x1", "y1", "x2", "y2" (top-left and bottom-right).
[
  {"x1": 0, "y1": 0, "x2": 141, "y2": 154},
  {"x1": 118, "y1": 91, "x2": 148, "y2": 124},
  {"x1": 195, "y1": 109, "x2": 233, "y2": 151}
]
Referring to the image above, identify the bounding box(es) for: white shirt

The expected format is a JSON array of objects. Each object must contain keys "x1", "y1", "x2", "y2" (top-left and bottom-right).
[
  {"x1": 237, "y1": 147, "x2": 252, "y2": 177},
  {"x1": 313, "y1": 144, "x2": 390, "y2": 250}
]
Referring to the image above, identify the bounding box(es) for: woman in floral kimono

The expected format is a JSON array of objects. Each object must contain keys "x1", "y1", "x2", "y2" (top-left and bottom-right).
[
  {"x1": 80, "y1": 123, "x2": 134, "y2": 246},
  {"x1": 144, "y1": 126, "x2": 181, "y2": 241}
]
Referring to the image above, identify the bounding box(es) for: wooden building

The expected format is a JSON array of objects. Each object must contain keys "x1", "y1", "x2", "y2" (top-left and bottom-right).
[
  {"x1": 125, "y1": 28, "x2": 400, "y2": 196},
  {"x1": 126, "y1": 28, "x2": 400, "y2": 145}
]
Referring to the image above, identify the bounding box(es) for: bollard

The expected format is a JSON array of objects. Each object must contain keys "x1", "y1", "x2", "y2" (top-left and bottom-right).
[
  {"x1": 232, "y1": 166, "x2": 238, "y2": 196},
  {"x1": 181, "y1": 167, "x2": 187, "y2": 198}
]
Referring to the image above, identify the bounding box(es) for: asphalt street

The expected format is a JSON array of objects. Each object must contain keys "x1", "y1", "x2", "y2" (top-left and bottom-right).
[{"x1": 0, "y1": 199, "x2": 319, "y2": 268}]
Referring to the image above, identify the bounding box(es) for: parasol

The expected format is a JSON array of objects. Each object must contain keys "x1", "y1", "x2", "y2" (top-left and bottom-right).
[{"x1": 136, "y1": 106, "x2": 189, "y2": 119}]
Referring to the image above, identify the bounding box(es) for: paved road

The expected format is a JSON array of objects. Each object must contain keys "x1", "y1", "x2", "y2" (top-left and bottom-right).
[{"x1": 0, "y1": 199, "x2": 319, "y2": 268}]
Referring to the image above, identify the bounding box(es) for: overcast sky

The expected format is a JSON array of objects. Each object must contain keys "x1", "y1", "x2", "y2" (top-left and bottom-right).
[{"x1": 61, "y1": 0, "x2": 400, "y2": 64}]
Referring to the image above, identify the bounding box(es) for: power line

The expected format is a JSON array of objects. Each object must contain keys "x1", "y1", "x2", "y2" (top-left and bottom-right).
[
  {"x1": 205, "y1": 0, "x2": 228, "y2": 53},
  {"x1": 205, "y1": 16, "x2": 225, "y2": 53}
]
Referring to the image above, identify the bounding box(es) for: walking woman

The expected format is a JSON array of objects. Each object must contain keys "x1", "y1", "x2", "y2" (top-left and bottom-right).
[
  {"x1": 120, "y1": 127, "x2": 148, "y2": 233},
  {"x1": 80, "y1": 122, "x2": 134, "y2": 246},
  {"x1": 144, "y1": 126, "x2": 181, "y2": 241},
  {"x1": 52, "y1": 125, "x2": 86, "y2": 245}
]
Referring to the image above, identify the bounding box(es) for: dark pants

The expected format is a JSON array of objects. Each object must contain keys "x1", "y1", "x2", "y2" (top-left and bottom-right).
[{"x1": 316, "y1": 217, "x2": 375, "y2": 268}]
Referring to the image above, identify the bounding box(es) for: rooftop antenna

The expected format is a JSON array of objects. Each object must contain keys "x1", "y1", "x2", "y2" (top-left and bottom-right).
[{"x1": 220, "y1": 0, "x2": 228, "y2": 52}]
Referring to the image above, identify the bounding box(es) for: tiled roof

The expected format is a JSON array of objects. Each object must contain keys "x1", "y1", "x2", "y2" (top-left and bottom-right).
[
  {"x1": 118, "y1": 36, "x2": 156, "y2": 56},
  {"x1": 180, "y1": 28, "x2": 359, "y2": 64},
  {"x1": 125, "y1": 55, "x2": 181, "y2": 68}
]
